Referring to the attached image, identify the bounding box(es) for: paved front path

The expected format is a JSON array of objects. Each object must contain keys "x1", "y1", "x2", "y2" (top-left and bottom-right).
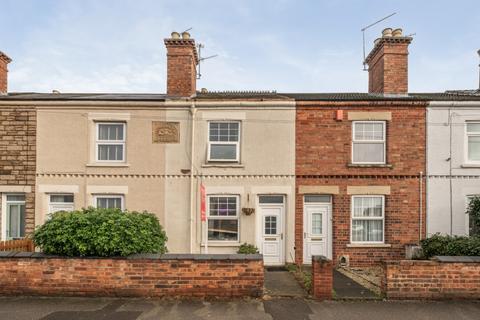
[
  {"x1": 0, "y1": 297, "x2": 479, "y2": 320},
  {"x1": 264, "y1": 271, "x2": 306, "y2": 297},
  {"x1": 333, "y1": 270, "x2": 378, "y2": 299}
]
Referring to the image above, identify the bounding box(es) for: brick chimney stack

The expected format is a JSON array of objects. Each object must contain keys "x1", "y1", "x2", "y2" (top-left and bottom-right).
[
  {"x1": 365, "y1": 28, "x2": 412, "y2": 94},
  {"x1": 164, "y1": 31, "x2": 198, "y2": 97},
  {"x1": 0, "y1": 51, "x2": 12, "y2": 95}
]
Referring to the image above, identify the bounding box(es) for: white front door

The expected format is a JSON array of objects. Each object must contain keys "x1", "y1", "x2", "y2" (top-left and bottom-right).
[
  {"x1": 303, "y1": 204, "x2": 330, "y2": 264},
  {"x1": 258, "y1": 202, "x2": 284, "y2": 266}
]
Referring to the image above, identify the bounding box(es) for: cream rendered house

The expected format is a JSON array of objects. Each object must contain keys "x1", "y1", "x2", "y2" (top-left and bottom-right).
[{"x1": 33, "y1": 32, "x2": 296, "y2": 265}]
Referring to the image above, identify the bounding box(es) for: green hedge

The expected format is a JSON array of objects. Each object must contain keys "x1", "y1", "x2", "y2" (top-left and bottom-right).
[
  {"x1": 420, "y1": 234, "x2": 480, "y2": 258},
  {"x1": 33, "y1": 208, "x2": 167, "y2": 257}
]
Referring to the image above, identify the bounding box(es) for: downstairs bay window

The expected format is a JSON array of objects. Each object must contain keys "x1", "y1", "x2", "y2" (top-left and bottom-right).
[
  {"x1": 351, "y1": 195, "x2": 385, "y2": 243},
  {"x1": 207, "y1": 195, "x2": 239, "y2": 241}
]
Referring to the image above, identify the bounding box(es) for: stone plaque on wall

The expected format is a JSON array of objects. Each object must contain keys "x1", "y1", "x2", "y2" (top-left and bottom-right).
[{"x1": 152, "y1": 121, "x2": 180, "y2": 143}]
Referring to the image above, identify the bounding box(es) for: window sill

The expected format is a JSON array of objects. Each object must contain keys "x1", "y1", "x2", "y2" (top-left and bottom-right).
[
  {"x1": 347, "y1": 163, "x2": 393, "y2": 168},
  {"x1": 201, "y1": 242, "x2": 241, "y2": 247},
  {"x1": 86, "y1": 163, "x2": 130, "y2": 168},
  {"x1": 346, "y1": 243, "x2": 391, "y2": 248},
  {"x1": 461, "y1": 164, "x2": 480, "y2": 168},
  {"x1": 202, "y1": 163, "x2": 244, "y2": 168}
]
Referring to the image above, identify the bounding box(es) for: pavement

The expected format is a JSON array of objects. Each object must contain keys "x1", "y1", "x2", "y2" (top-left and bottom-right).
[{"x1": 0, "y1": 297, "x2": 480, "y2": 320}]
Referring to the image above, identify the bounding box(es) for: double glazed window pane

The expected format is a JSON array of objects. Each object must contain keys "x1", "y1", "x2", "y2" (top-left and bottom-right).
[
  {"x1": 50, "y1": 194, "x2": 74, "y2": 203},
  {"x1": 468, "y1": 136, "x2": 480, "y2": 161},
  {"x1": 352, "y1": 143, "x2": 384, "y2": 163},
  {"x1": 209, "y1": 122, "x2": 239, "y2": 142},
  {"x1": 352, "y1": 220, "x2": 383, "y2": 242},
  {"x1": 353, "y1": 197, "x2": 383, "y2": 217},
  {"x1": 210, "y1": 144, "x2": 237, "y2": 160},
  {"x1": 97, "y1": 197, "x2": 122, "y2": 209},
  {"x1": 354, "y1": 123, "x2": 384, "y2": 140},
  {"x1": 209, "y1": 197, "x2": 237, "y2": 216},
  {"x1": 7, "y1": 204, "x2": 25, "y2": 239},
  {"x1": 208, "y1": 220, "x2": 238, "y2": 241},
  {"x1": 98, "y1": 145, "x2": 124, "y2": 161},
  {"x1": 98, "y1": 124, "x2": 124, "y2": 141}
]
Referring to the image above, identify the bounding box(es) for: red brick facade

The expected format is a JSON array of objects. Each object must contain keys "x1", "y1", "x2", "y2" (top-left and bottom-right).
[
  {"x1": 383, "y1": 259, "x2": 480, "y2": 299},
  {"x1": 164, "y1": 37, "x2": 198, "y2": 97},
  {"x1": 311, "y1": 256, "x2": 333, "y2": 300},
  {"x1": 295, "y1": 102, "x2": 426, "y2": 267},
  {"x1": 0, "y1": 107, "x2": 36, "y2": 237},
  {"x1": 0, "y1": 254, "x2": 264, "y2": 298}
]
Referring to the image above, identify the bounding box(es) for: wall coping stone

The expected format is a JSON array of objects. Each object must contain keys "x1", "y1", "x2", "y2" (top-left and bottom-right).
[
  {"x1": 0, "y1": 252, "x2": 263, "y2": 261},
  {"x1": 433, "y1": 256, "x2": 480, "y2": 263},
  {"x1": 312, "y1": 255, "x2": 329, "y2": 262}
]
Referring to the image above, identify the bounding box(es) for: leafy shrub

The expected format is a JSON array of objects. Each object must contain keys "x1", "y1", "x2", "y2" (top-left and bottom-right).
[
  {"x1": 466, "y1": 196, "x2": 480, "y2": 236},
  {"x1": 237, "y1": 243, "x2": 259, "y2": 254},
  {"x1": 33, "y1": 208, "x2": 167, "y2": 257},
  {"x1": 420, "y1": 234, "x2": 480, "y2": 258}
]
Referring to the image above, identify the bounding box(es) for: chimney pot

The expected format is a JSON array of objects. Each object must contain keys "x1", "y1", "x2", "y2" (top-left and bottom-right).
[
  {"x1": 181, "y1": 31, "x2": 191, "y2": 40},
  {"x1": 171, "y1": 31, "x2": 181, "y2": 39},
  {"x1": 392, "y1": 28, "x2": 403, "y2": 37},
  {"x1": 382, "y1": 28, "x2": 393, "y2": 37},
  {"x1": 374, "y1": 38, "x2": 381, "y2": 46}
]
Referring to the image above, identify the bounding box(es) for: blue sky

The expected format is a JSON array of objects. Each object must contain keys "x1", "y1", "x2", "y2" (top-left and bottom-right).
[{"x1": 1, "y1": 0, "x2": 479, "y2": 93}]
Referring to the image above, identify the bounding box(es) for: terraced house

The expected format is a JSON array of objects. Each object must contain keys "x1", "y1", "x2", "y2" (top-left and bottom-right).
[{"x1": 1, "y1": 29, "x2": 479, "y2": 267}]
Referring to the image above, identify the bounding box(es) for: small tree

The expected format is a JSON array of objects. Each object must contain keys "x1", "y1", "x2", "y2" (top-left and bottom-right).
[{"x1": 466, "y1": 196, "x2": 480, "y2": 236}]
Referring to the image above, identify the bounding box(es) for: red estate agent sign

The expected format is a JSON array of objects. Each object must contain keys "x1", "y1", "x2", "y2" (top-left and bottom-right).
[{"x1": 200, "y1": 183, "x2": 206, "y2": 222}]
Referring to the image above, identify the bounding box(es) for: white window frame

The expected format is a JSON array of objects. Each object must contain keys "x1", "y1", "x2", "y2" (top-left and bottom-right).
[
  {"x1": 465, "y1": 122, "x2": 480, "y2": 164},
  {"x1": 95, "y1": 122, "x2": 126, "y2": 163},
  {"x1": 2, "y1": 194, "x2": 26, "y2": 241},
  {"x1": 207, "y1": 121, "x2": 241, "y2": 163},
  {"x1": 350, "y1": 195, "x2": 385, "y2": 244},
  {"x1": 352, "y1": 121, "x2": 386, "y2": 164},
  {"x1": 48, "y1": 193, "x2": 75, "y2": 215},
  {"x1": 93, "y1": 194, "x2": 125, "y2": 210},
  {"x1": 207, "y1": 194, "x2": 240, "y2": 243}
]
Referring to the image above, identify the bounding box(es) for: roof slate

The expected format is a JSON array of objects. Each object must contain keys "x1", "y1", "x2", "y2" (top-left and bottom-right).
[{"x1": 1, "y1": 91, "x2": 480, "y2": 102}]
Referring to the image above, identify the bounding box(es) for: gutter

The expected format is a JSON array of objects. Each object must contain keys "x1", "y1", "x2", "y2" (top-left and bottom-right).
[{"x1": 429, "y1": 101, "x2": 480, "y2": 108}]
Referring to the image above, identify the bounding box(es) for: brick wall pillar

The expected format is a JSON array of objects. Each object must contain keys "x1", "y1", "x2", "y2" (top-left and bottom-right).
[{"x1": 311, "y1": 255, "x2": 333, "y2": 300}]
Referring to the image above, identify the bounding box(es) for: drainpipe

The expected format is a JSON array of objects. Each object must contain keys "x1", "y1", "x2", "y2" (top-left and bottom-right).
[
  {"x1": 419, "y1": 171, "x2": 423, "y2": 242},
  {"x1": 189, "y1": 102, "x2": 197, "y2": 253},
  {"x1": 448, "y1": 107, "x2": 453, "y2": 236}
]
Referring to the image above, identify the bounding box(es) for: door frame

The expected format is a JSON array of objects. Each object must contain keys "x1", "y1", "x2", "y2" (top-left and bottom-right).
[
  {"x1": 303, "y1": 200, "x2": 333, "y2": 264},
  {"x1": 256, "y1": 195, "x2": 285, "y2": 266}
]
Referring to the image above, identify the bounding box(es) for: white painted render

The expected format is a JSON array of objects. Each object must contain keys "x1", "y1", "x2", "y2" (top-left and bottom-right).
[{"x1": 427, "y1": 102, "x2": 480, "y2": 236}]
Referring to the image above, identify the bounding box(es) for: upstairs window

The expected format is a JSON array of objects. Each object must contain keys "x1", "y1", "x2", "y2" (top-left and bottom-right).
[
  {"x1": 352, "y1": 121, "x2": 386, "y2": 164},
  {"x1": 207, "y1": 122, "x2": 240, "y2": 162},
  {"x1": 96, "y1": 123, "x2": 125, "y2": 162},
  {"x1": 466, "y1": 122, "x2": 480, "y2": 163}
]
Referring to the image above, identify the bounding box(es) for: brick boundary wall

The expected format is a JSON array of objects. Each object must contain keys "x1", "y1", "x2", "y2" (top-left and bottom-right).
[
  {"x1": 0, "y1": 252, "x2": 264, "y2": 298},
  {"x1": 311, "y1": 255, "x2": 333, "y2": 300},
  {"x1": 383, "y1": 257, "x2": 480, "y2": 300}
]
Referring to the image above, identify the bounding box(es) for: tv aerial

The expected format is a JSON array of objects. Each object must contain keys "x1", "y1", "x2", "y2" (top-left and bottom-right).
[
  {"x1": 361, "y1": 12, "x2": 396, "y2": 71},
  {"x1": 197, "y1": 43, "x2": 218, "y2": 79}
]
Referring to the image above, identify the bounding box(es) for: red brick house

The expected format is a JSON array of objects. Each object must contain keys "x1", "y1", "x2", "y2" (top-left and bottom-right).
[{"x1": 291, "y1": 29, "x2": 427, "y2": 267}]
